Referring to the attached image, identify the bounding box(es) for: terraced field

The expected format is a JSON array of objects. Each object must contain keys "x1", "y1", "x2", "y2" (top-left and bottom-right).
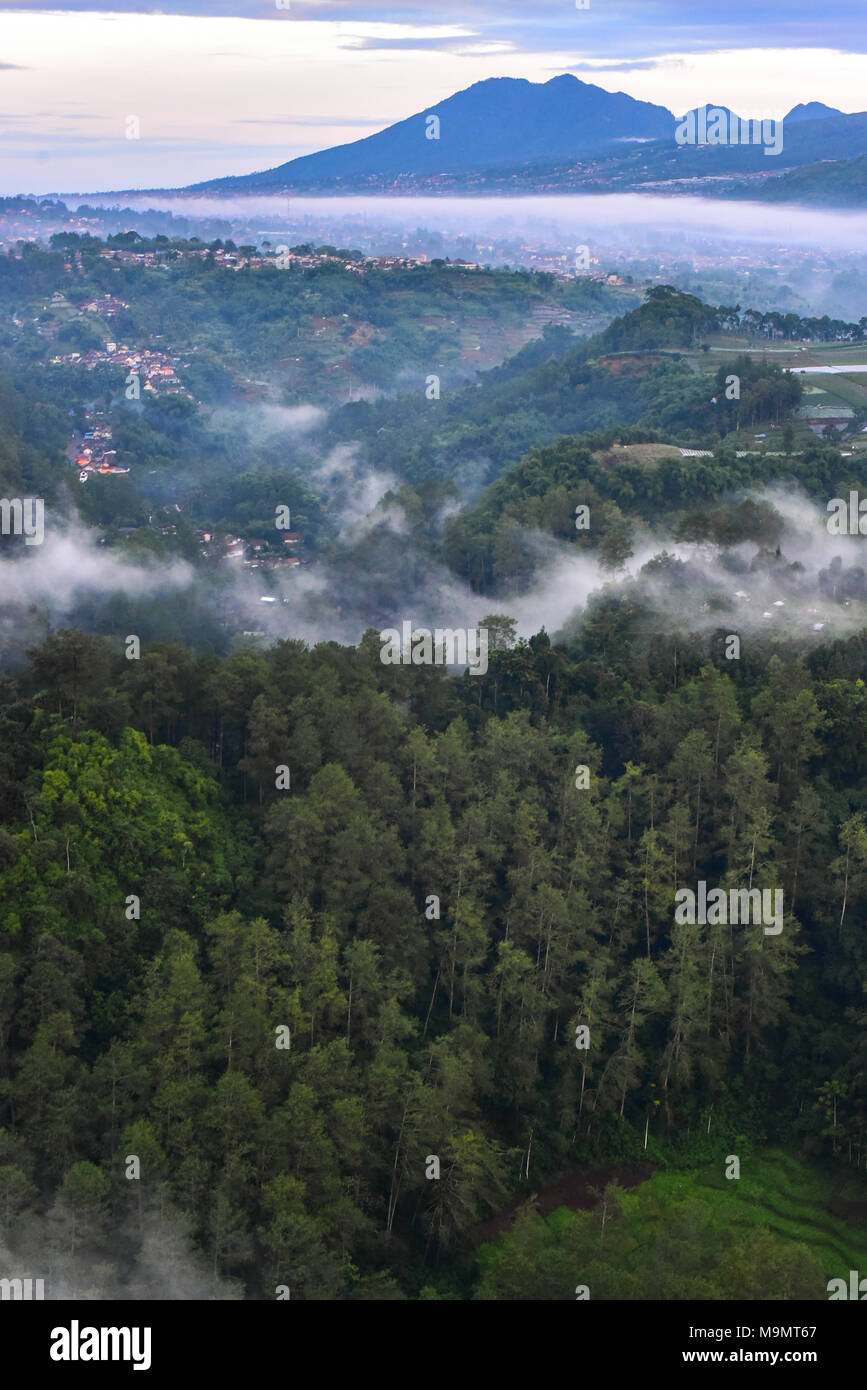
[{"x1": 630, "y1": 1150, "x2": 867, "y2": 1282}]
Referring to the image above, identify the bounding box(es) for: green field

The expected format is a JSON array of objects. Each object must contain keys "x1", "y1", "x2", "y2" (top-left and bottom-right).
[
  {"x1": 475, "y1": 1151, "x2": 867, "y2": 1299},
  {"x1": 633, "y1": 1151, "x2": 867, "y2": 1283}
]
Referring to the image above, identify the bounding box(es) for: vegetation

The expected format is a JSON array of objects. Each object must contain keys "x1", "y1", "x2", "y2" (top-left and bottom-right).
[
  {"x1": 0, "y1": 617, "x2": 866, "y2": 1295},
  {"x1": 1, "y1": 265, "x2": 866, "y2": 1299}
]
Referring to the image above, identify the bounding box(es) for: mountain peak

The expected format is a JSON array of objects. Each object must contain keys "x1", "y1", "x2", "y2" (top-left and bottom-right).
[
  {"x1": 192, "y1": 72, "x2": 676, "y2": 192},
  {"x1": 785, "y1": 102, "x2": 845, "y2": 123}
]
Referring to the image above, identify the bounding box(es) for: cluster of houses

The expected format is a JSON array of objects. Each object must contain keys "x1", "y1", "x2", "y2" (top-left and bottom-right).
[
  {"x1": 272, "y1": 250, "x2": 449, "y2": 273},
  {"x1": 517, "y1": 247, "x2": 627, "y2": 282},
  {"x1": 194, "y1": 530, "x2": 304, "y2": 569},
  {"x1": 67, "y1": 413, "x2": 129, "y2": 480},
  {"x1": 98, "y1": 246, "x2": 264, "y2": 270},
  {"x1": 98, "y1": 244, "x2": 474, "y2": 275},
  {"x1": 80, "y1": 294, "x2": 129, "y2": 317},
  {"x1": 50, "y1": 342, "x2": 193, "y2": 398},
  {"x1": 98, "y1": 247, "x2": 176, "y2": 268}
]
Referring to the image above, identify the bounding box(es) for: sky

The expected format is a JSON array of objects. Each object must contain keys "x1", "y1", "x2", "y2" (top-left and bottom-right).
[{"x1": 0, "y1": 0, "x2": 866, "y2": 194}]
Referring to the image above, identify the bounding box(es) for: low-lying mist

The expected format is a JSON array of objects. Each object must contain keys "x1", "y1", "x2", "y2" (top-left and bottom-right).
[
  {"x1": 81, "y1": 192, "x2": 867, "y2": 255},
  {"x1": 2, "y1": 460, "x2": 864, "y2": 664}
]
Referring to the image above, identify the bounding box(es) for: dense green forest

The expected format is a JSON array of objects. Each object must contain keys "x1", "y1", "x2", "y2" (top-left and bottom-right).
[{"x1": 1, "y1": 613, "x2": 866, "y2": 1297}]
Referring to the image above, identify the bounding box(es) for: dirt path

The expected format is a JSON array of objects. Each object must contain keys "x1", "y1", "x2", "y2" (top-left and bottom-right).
[{"x1": 474, "y1": 1161, "x2": 654, "y2": 1245}]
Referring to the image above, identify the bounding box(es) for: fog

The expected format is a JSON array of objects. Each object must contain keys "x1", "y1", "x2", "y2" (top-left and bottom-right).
[
  {"x1": 244, "y1": 478, "x2": 867, "y2": 650},
  {"x1": 3, "y1": 459, "x2": 861, "y2": 662},
  {"x1": 80, "y1": 192, "x2": 867, "y2": 255},
  {"x1": 0, "y1": 530, "x2": 193, "y2": 610},
  {"x1": 1, "y1": 1194, "x2": 241, "y2": 1301},
  {"x1": 234, "y1": 403, "x2": 326, "y2": 437}
]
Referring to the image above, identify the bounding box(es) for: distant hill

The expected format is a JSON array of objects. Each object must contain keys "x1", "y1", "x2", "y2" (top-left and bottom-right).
[
  {"x1": 587, "y1": 108, "x2": 867, "y2": 185},
  {"x1": 784, "y1": 102, "x2": 845, "y2": 123},
  {"x1": 729, "y1": 150, "x2": 867, "y2": 206}
]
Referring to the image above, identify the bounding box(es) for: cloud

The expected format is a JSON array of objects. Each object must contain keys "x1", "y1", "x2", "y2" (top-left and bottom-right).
[
  {"x1": 0, "y1": 111, "x2": 100, "y2": 123},
  {"x1": 2, "y1": 0, "x2": 867, "y2": 60},
  {"x1": 0, "y1": 133, "x2": 294, "y2": 157},
  {"x1": 0, "y1": 526, "x2": 194, "y2": 616},
  {"x1": 559, "y1": 59, "x2": 688, "y2": 74},
  {"x1": 217, "y1": 402, "x2": 327, "y2": 437},
  {"x1": 232, "y1": 114, "x2": 392, "y2": 126},
  {"x1": 336, "y1": 34, "x2": 515, "y2": 56}
]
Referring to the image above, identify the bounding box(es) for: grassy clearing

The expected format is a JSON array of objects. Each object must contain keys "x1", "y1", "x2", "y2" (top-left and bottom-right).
[
  {"x1": 591, "y1": 442, "x2": 689, "y2": 468},
  {"x1": 808, "y1": 376, "x2": 867, "y2": 410}
]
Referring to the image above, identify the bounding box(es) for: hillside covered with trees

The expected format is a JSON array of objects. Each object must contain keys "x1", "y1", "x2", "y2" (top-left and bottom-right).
[{"x1": 1, "y1": 614, "x2": 866, "y2": 1297}]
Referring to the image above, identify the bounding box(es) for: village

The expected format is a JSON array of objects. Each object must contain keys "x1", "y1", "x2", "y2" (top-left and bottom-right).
[
  {"x1": 66, "y1": 412, "x2": 128, "y2": 480},
  {"x1": 196, "y1": 527, "x2": 304, "y2": 572},
  {"x1": 96, "y1": 241, "x2": 486, "y2": 273},
  {"x1": 51, "y1": 339, "x2": 194, "y2": 398}
]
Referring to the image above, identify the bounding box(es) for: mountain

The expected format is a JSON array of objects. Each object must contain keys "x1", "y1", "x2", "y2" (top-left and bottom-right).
[
  {"x1": 189, "y1": 74, "x2": 676, "y2": 191},
  {"x1": 784, "y1": 102, "x2": 845, "y2": 123},
  {"x1": 181, "y1": 77, "x2": 867, "y2": 201}
]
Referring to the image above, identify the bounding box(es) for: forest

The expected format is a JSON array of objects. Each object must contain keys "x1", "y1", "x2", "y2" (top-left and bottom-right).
[
  {"x1": 0, "y1": 606, "x2": 866, "y2": 1297},
  {"x1": 1, "y1": 262, "x2": 866, "y2": 1299}
]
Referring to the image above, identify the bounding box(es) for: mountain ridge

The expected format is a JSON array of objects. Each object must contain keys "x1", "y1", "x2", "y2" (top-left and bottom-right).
[
  {"x1": 167, "y1": 75, "x2": 865, "y2": 203},
  {"x1": 190, "y1": 75, "x2": 676, "y2": 191}
]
